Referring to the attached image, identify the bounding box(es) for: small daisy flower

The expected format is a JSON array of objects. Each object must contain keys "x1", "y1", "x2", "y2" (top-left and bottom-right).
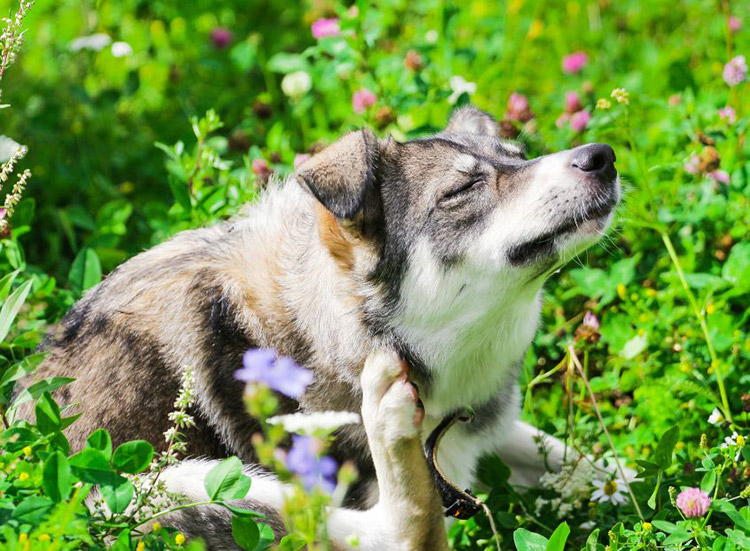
[
  {"x1": 723, "y1": 55, "x2": 747, "y2": 86},
  {"x1": 721, "y1": 432, "x2": 743, "y2": 460},
  {"x1": 591, "y1": 478, "x2": 627, "y2": 506},
  {"x1": 676, "y1": 487, "x2": 711, "y2": 517}
]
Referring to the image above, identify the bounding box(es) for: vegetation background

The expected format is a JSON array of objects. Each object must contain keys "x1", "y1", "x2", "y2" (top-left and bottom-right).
[{"x1": 0, "y1": 0, "x2": 748, "y2": 549}]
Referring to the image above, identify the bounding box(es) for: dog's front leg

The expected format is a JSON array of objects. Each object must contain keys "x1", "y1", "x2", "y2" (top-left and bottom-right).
[{"x1": 329, "y1": 350, "x2": 448, "y2": 551}]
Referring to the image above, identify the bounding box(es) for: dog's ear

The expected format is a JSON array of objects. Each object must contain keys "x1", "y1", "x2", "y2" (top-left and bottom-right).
[
  {"x1": 444, "y1": 106, "x2": 500, "y2": 137},
  {"x1": 295, "y1": 129, "x2": 379, "y2": 219}
]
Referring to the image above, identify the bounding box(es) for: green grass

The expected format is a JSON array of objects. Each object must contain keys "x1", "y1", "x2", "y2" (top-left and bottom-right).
[{"x1": 0, "y1": 0, "x2": 748, "y2": 549}]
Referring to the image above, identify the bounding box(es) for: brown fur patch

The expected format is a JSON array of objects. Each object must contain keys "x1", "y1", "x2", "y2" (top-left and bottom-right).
[{"x1": 316, "y1": 203, "x2": 356, "y2": 272}]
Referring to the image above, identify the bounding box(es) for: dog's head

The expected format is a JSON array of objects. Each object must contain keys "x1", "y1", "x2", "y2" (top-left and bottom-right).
[{"x1": 296, "y1": 106, "x2": 619, "y2": 294}]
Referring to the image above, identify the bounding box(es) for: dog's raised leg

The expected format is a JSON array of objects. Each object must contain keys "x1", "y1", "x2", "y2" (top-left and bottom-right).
[{"x1": 329, "y1": 350, "x2": 448, "y2": 550}]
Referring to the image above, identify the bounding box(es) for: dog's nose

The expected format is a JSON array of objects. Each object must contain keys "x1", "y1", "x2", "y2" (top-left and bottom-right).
[{"x1": 571, "y1": 143, "x2": 617, "y2": 180}]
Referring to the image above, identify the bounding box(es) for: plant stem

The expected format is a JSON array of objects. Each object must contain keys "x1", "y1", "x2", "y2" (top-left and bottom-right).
[
  {"x1": 568, "y1": 345, "x2": 644, "y2": 520},
  {"x1": 660, "y1": 232, "x2": 733, "y2": 424}
]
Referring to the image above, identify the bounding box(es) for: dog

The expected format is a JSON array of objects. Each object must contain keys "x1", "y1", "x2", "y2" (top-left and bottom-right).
[{"x1": 19, "y1": 106, "x2": 619, "y2": 549}]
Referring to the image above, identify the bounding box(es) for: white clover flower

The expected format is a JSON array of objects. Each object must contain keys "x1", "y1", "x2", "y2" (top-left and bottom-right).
[
  {"x1": 425, "y1": 29, "x2": 438, "y2": 44},
  {"x1": 448, "y1": 76, "x2": 477, "y2": 104},
  {"x1": 709, "y1": 410, "x2": 724, "y2": 425},
  {"x1": 70, "y1": 33, "x2": 111, "y2": 52},
  {"x1": 591, "y1": 478, "x2": 627, "y2": 506},
  {"x1": 0, "y1": 136, "x2": 21, "y2": 163},
  {"x1": 281, "y1": 71, "x2": 312, "y2": 98},
  {"x1": 268, "y1": 410, "x2": 361, "y2": 435},
  {"x1": 111, "y1": 41, "x2": 133, "y2": 57}
]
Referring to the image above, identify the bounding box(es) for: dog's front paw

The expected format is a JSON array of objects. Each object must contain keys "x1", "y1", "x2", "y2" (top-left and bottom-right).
[{"x1": 361, "y1": 350, "x2": 424, "y2": 445}]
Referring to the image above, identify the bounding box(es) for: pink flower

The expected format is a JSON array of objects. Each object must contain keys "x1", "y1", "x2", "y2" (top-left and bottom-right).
[
  {"x1": 565, "y1": 91, "x2": 583, "y2": 113},
  {"x1": 252, "y1": 158, "x2": 270, "y2": 178},
  {"x1": 684, "y1": 154, "x2": 700, "y2": 175},
  {"x1": 210, "y1": 28, "x2": 233, "y2": 49},
  {"x1": 562, "y1": 51, "x2": 588, "y2": 74},
  {"x1": 311, "y1": 18, "x2": 340, "y2": 39},
  {"x1": 293, "y1": 153, "x2": 311, "y2": 169},
  {"x1": 556, "y1": 113, "x2": 570, "y2": 128},
  {"x1": 0, "y1": 208, "x2": 5, "y2": 220},
  {"x1": 676, "y1": 488, "x2": 711, "y2": 518},
  {"x1": 570, "y1": 111, "x2": 591, "y2": 132},
  {"x1": 583, "y1": 311, "x2": 600, "y2": 330},
  {"x1": 505, "y1": 92, "x2": 533, "y2": 122},
  {"x1": 729, "y1": 16, "x2": 741, "y2": 33},
  {"x1": 718, "y1": 106, "x2": 736, "y2": 124},
  {"x1": 352, "y1": 88, "x2": 376, "y2": 114},
  {"x1": 723, "y1": 55, "x2": 747, "y2": 86},
  {"x1": 708, "y1": 170, "x2": 730, "y2": 184}
]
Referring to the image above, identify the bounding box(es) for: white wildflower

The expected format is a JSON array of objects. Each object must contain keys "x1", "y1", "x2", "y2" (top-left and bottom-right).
[
  {"x1": 0, "y1": 136, "x2": 21, "y2": 163},
  {"x1": 281, "y1": 71, "x2": 312, "y2": 98},
  {"x1": 536, "y1": 460, "x2": 595, "y2": 517},
  {"x1": 591, "y1": 478, "x2": 627, "y2": 506},
  {"x1": 70, "y1": 33, "x2": 111, "y2": 52},
  {"x1": 425, "y1": 29, "x2": 438, "y2": 44},
  {"x1": 111, "y1": 41, "x2": 133, "y2": 57},
  {"x1": 268, "y1": 410, "x2": 361, "y2": 435},
  {"x1": 448, "y1": 76, "x2": 477, "y2": 104},
  {"x1": 707, "y1": 408, "x2": 723, "y2": 425},
  {"x1": 720, "y1": 432, "x2": 741, "y2": 461}
]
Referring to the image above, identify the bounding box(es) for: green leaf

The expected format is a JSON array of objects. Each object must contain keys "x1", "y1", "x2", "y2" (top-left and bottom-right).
[
  {"x1": 255, "y1": 523, "x2": 275, "y2": 551},
  {"x1": 513, "y1": 528, "x2": 548, "y2": 551},
  {"x1": 69, "y1": 448, "x2": 115, "y2": 484},
  {"x1": 87, "y1": 429, "x2": 113, "y2": 460},
  {"x1": 701, "y1": 470, "x2": 717, "y2": 494},
  {"x1": 12, "y1": 496, "x2": 53, "y2": 523},
  {"x1": 42, "y1": 451, "x2": 72, "y2": 502},
  {"x1": 546, "y1": 522, "x2": 570, "y2": 551},
  {"x1": 68, "y1": 247, "x2": 102, "y2": 295},
  {"x1": 713, "y1": 499, "x2": 750, "y2": 533},
  {"x1": 101, "y1": 475, "x2": 135, "y2": 514},
  {"x1": 475, "y1": 453, "x2": 511, "y2": 487},
  {"x1": 10, "y1": 376, "x2": 75, "y2": 410},
  {"x1": 653, "y1": 425, "x2": 680, "y2": 469},
  {"x1": 231, "y1": 515, "x2": 260, "y2": 550},
  {"x1": 205, "y1": 457, "x2": 251, "y2": 501},
  {"x1": 223, "y1": 504, "x2": 267, "y2": 519},
  {"x1": 112, "y1": 440, "x2": 153, "y2": 474},
  {"x1": 620, "y1": 333, "x2": 648, "y2": 359},
  {"x1": 652, "y1": 520, "x2": 681, "y2": 533},
  {"x1": 111, "y1": 529, "x2": 131, "y2": 551},
  {"x1": 584, "y1": 528, "x2": 600, "y2": 551},
  {"x1": 726, "y1": 530, "x2": 750, "y2": 548},
  {"x1": 722, "y1": 242, "x2": 750, "y2": 290},
  {"x1": 663, "y1": 529, "x2": 693, "y2": 546},
  {"x1": 0, "y1": 279, "x2": 33, "y2": 342},
  {"x1": 35, "y1": 392, "x2": 62, "y2": 435}
]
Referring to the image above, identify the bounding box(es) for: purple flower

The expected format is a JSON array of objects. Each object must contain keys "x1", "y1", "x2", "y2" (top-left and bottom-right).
[
  {"x1": 676, "y1": 487, "x2": 711, "y2": 518},
  {"x1": 286, "y1": 435, "x2": 338, "y2": 493},
  {"x1": 570, "y1": 111, "x2": 591, "y2": 132},
  {"x1": 565, "y1": 91, "x2": 583, "y2": 113},
  {"x1": 723, "y1": 55, "x2": 747, "y2": 86},
  {"x1": 562, "y1": 51, "x2": 588, "y2": 74},
  {"x1": 708, "y1": 170, "x2": 730, "y2": 184},
  {"x1": 236, "y1": 349, "x2": 313, "y2": 398},
  {"x1": 505, "y1": 92, "x2": 533, "y2": 122},
  {"x1": 729, "y1": 16, "x2": 741, "y2": 33},
  {"x1": 583, "y1": 311, "x2": 600, "y2": 330},
  {"x1": 311, "y1": 18, "x2": 340, "y2": 39},
  {"x1": 718, "y1": 106, "x2": 736, "y2": 124},
  {"x1": 352, "y1": 88, "x2": 377, "y2": 114},
  {"x1": 293, "y1": 154, "x2": 311, "y2": 169},
  {"x1": 210, "y1": 28, "x2": 233, "y2": 49}
]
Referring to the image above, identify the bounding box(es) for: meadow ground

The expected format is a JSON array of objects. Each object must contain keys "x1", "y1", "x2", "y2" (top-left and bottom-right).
[{"x1": 0, "y1": 1, "x2": 748, "y2": 549}]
